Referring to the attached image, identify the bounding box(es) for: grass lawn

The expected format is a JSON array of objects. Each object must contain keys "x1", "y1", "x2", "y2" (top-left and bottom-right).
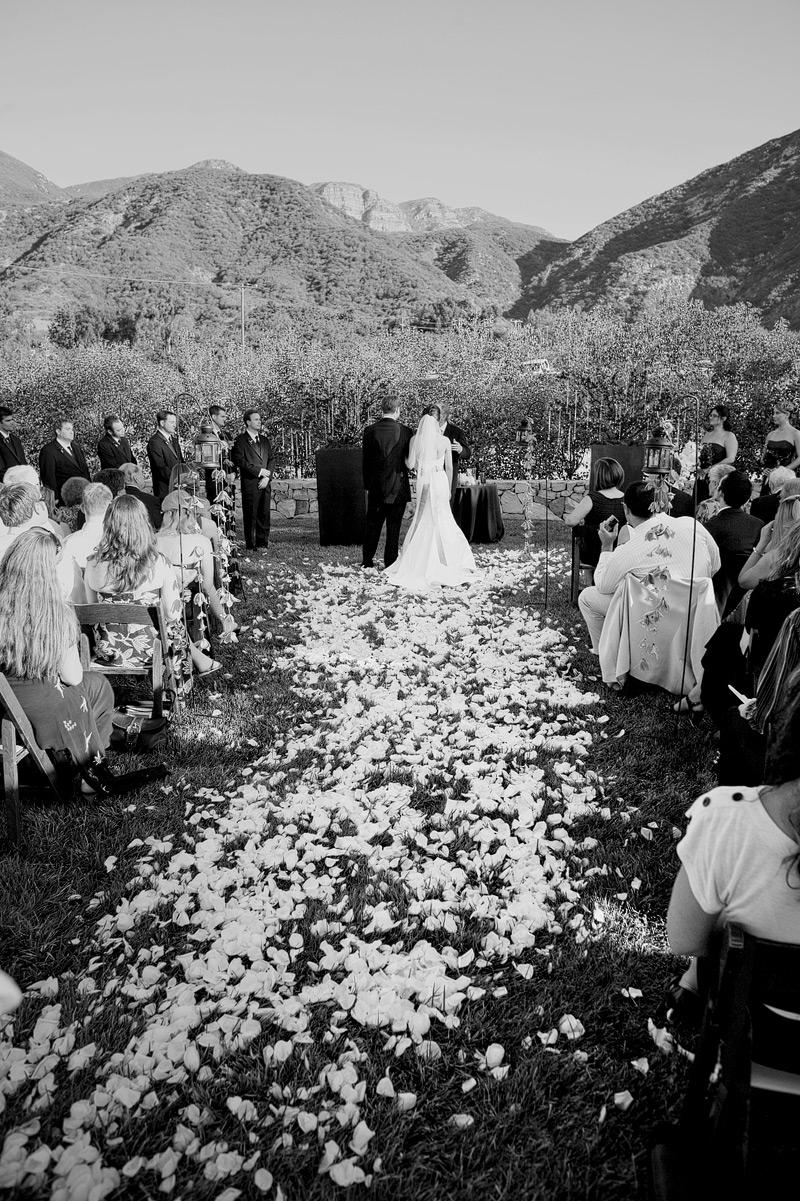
[{"x1": 0, "y1": 515, "x2": 715, "y2": 1200}]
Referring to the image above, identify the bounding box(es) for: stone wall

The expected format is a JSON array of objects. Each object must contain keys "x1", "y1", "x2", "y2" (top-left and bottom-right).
[{"x1": 270, "y1": 478, "x2": 587, "y2": 521}]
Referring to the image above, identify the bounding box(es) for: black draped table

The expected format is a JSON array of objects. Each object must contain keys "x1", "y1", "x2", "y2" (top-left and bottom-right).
[{"x1": 452, "y1": 483, "x2": 505, "y2": 543}]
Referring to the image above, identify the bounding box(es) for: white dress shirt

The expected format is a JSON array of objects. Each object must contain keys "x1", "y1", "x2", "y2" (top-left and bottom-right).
[{"x1": 593, "y1": 513, "x2": 720, "y2": 596}]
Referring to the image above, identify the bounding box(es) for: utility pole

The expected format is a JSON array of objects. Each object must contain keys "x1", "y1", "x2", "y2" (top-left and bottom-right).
[{"x1": 240, "y1": 283, "x2": 245, "y2": 353}]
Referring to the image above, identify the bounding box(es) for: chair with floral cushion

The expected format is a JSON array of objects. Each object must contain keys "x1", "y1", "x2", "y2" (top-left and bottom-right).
[{"x1": 74, "y1": 603, "x2": 169, "y2": 718}]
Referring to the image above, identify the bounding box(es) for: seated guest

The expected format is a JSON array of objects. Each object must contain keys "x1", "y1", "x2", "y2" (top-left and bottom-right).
[
  {"x1": 85, "y1": 494, "x2": 218, "y2": 679},
  {"x1": 0, "y1": 528, "x2": 114, "y2": 792},
  {"x1": 578, "y1": 482, "x2": 720, "y2": 654},
  {"x1": 750, "y1": 466, "x2": 796, "y2": 524},
  {"x1": 695, "y1": 463, "x2": 735, "y2": 524},
  {"x1": 706, "y1": 471, "x2": 763, "y2": 617},
  {"x1": 119, "y1": 461, "x2": 163, "y2": 529},
  {"x1": 173, "y1": 472, "x2": 221, "y2": 550},
  {"x1": 2, "y1": 466, "x2": 63, "y2": 537},
  {"x1": 705, "y1": 472, "x2": 763, "y2": 553},
  {"x1": 58, "y1": 476, "x2": 91, "y2": 534},
  {"x1": 92, "y1": 468, "x2": 126, "y2": 498},
  {"x1": 564, "y1": 457, "x2": 626, "y2": 568},
  {"x1": 743, "y1": 522, "x2": 800, "y2": 682},
  {"x1": 57, "y1": 482, "x2": 113, "y2": 603},
  {"x1": 156, "y1": 492, "x2": 236, "y2": 637},
  {"x1": 667, "y1": 668, "x2": 800, "y2": 1004},
  {"x1": 38, "y1": 419, "x2": 91, "y2": 504},
  {"x1": 667, "y1": 459, "x2": 699, "y2": 519},
  {"x1": 97, "y1": 414, "x2": 136, "y2": 470},
  {"x1": 738, "y1": 482, "x2": 800, "y2": 591},
  {"x1": 0, "y1": 484, "x2": 59, "y2": 562}
]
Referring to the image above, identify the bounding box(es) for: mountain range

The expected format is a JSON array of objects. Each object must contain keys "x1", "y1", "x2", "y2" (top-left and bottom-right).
[{"x1": 1, "y1": 126, "x2": 798, "y2": 331}]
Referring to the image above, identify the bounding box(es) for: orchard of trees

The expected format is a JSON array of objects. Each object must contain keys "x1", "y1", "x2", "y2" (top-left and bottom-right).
[{"x1": 1, "y1": 297, "x2": 797, "y2": 481}]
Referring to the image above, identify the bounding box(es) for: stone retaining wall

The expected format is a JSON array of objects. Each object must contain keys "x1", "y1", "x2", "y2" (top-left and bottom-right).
[{"x1": 270, "y1": 478, "x2": 587, "y2": 521}]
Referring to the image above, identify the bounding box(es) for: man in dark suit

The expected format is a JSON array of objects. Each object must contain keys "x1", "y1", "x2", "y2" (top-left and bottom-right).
[
  {"x1": 0, "y1": 406, "x2": 27, "y2": 478},
  {"x1": 706, "y1": 472, "x2": 763, "y2": 554},
  {"x1": 146, "y1": 409, "x2": 184, "y2": 501},
  {"x1": 362, "y1": 392, "x2": 413, "y2": 568},
  {"x1": 751, "y1": 467, "x2": 795, "y2": 524},
  {"x1": 204, "y1": 403, "x2": 234, "y2": 504},
  {"x1": 119, "y1": 462, "x2": 163, "y2": 528},
  {"x1": 97, "y1": 414, "x2": 136, "y2": 470},
  {"x1": 231, "y1": 409, "x2": 274, "y2": 551},
  {"x1": 38, "y1": 418, "x2": 91, "y2": 504}
]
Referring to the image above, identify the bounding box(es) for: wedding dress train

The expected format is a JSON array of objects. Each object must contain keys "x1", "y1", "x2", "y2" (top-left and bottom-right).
[{"x1": 385, "y1": 417, "x2": 478, "y2": 593}]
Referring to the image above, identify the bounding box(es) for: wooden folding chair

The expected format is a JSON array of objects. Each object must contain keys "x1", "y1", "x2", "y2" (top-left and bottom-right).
[
  {"x1": 0, "y1": 673, "x2": 65, "y2": 846},
  {"x1": 570, "y1": 527, "x2": 595, "y2": 606},
  {"x1": 73, "y1": 603, "x2": 170, "y2": 719}
]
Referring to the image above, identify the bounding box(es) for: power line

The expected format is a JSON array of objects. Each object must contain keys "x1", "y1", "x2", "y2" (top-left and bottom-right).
[{"x1": 2, "y1": 264, "x2": 242, "y2": 290}]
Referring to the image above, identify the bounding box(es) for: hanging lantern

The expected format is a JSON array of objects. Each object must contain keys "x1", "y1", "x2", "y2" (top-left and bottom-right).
[
  {"x1": 516, "y1": 417, "x2": 536, "y2": 444},
  {"x1": 643, "y1": 426, "x2": 674, "y2": 477},
  {"x1": 194, "y1": 420, "x2": 222, "y2": 469}
]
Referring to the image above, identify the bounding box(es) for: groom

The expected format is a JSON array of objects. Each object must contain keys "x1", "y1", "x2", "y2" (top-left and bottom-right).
[{"x1": 362, "y1": 390, "x2": 413, "y2": 568}]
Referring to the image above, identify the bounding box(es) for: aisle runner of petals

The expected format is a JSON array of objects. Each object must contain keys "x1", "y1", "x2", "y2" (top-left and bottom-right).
[{"x1": 1, "y1": 551, "x2": 613, "y2": 1197}]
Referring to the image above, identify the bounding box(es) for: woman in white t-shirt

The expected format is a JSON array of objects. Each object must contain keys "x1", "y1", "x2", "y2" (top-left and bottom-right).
[{"x1": 667, "y1": 672, "x2": 800, "y2": 986}]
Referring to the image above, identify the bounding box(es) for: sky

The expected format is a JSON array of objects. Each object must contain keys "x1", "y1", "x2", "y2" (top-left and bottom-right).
[{"x1": 2, "y1": 0, "x2": 798, "y2": 239}]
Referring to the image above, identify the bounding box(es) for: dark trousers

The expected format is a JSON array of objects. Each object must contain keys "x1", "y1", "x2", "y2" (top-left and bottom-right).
[
  {"x1": 205, "y1": 468, "x2": 222, "y2": 505},
  {"x1": 364, "y1": 495, "x2": 406, "y2": 567},
  {"x1": 241, "y1": 481, "x2": 271, "y2": 548}
]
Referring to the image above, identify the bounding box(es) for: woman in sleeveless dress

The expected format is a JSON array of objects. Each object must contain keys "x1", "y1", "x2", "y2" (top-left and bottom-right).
[
  {"x1": 564, "y1": 457, "x2": 627, "y2": 568},
  {"x1": 696, "y1": 404, "x2": 738, "y2": 504},
  {"x1": 761, "y1": 401, "x2": 800, "y2": 494},
  {"x1": 385, "y1": 414, "x2": 478, "y2": 593}
]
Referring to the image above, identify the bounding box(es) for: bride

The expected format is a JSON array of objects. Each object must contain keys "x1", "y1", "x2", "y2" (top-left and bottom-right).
[{"x1": 385, "y1": 413, "x2": 479, "y2": 592}]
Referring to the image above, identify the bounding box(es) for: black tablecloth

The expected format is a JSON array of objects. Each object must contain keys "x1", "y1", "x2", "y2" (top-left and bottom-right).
[{"x1": 452, "y1": 484, "x2": 505, "y2": 543}]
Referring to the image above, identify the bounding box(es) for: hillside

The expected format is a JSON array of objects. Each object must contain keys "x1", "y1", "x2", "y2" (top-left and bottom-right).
[
  {"x1": 0, "y1": 164, "x2": 477, "y2": 327},
  {"x1": 0, "y1": 150, "x2": 65, "y2": 207},
  {"x1": 518, "y1": 126, "x2": 800, "y2": 327}
]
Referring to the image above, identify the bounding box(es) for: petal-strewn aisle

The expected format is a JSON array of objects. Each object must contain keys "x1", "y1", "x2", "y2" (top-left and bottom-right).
[{"x1": 1, "y1": 549, "x2": 625, "y2": 1198}]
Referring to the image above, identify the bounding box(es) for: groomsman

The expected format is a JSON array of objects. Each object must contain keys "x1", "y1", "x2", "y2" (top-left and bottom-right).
[
  {"x1": 437, "y1": 403, "x2": 471, "y2": 498},
  {"x1": 205, "y1": 402, "x2": 233, "y2": 504},
  {"x1": 0, "y1": 407, "x2": 27, "y2": 478},
  {"x1": 38, "y1": 418, "x2": 91, "y2": 503},
  {"x1": 231, "y1": 409, "x2": 274, "y2": 551},
  {"x1": 97, "y1": 414, "x2": 137, "y2": 470},
  {"x1": 146, "y1": 408, "x2": 184, "y2": 501}
]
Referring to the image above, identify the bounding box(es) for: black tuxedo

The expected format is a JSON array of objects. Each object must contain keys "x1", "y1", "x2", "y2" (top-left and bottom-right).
[
  {"x1": 204, "y1": 423, "x2": 232, "y2": 504},
  {"x1": 0, "y1": 431, "x2": 27, "y2": 478},
  {"x1": 705, "y1": 508, "x2": 763, "y2": 556},
  {"x1": 231, "y1": 431, "x2": 275, "y2": 548},
  {"x1": 147, "y1": 431, "x2": 184, "y2": 501},
  {"x1": 38, "y1": 438, "x2": 91, "y2": 503},
  {"x1": 97, "y1": 433, "x2": 136, "y2": 470},
  {"x1": 127, "y1": 485, "x2": 163, "y2": 530},
  {"x1": 362, "y1": 417, "x2": 413, "y2": 567},
  {"x1": 443, "y1": 421, "x2": 470, "y2": 482}
]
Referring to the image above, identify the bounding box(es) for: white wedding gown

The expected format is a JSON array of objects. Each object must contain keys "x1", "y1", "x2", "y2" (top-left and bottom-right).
[{"x1": 385, "y1": 428, "x2": 478, "y2": 593}]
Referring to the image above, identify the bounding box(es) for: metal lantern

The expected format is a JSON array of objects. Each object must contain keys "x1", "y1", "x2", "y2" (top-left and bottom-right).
[
  {"x1": 194, "y1": 421, "x2": 222, "y2": 469},
  {"x1": 643, "y1": 427, "x2": 674, "y2": 476},
  {"x1": 516, "y1": 416, "x2": 536, "y2": 444}
]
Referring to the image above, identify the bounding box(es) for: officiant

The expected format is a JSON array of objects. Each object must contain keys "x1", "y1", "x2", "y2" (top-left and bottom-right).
[{"x1": 426, "y1": 404, "x2": 471, "y2": 498}]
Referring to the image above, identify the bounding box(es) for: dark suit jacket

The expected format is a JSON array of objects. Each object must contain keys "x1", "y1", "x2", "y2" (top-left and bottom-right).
[
  {"x1": 147, "y1": 432, "x2": 184, "y2": 501},
  {"x1": 706, "y1": 508, "x2": 763, "y2": 555},
  {"x1": 362, "y1": 418, "x2": 413, "y2": 504},
  {"x1": 443, "y1": 421, "x2": 470, "y2": 478},
  {"x1": 38, "y1": 439, "x2": 91, "y2": 503},
  {"x1": 750, "y1": 492, "x2": 780, "y2": 524},
  {"x1": 127, "y1": 485, "x2": 163, "y2": 530},
  {"x1": 670, "y1": 488, "x2": 695, "y2": 518},
  {"x1": 231, "y1": 432, "x2": 275, "y2": 488},
  {"x1": 0, "y1": 432, "x2": 27, "y2": 478},
  {"x1": 97, "y1": 434, "x2": 136, "y2": 470}
]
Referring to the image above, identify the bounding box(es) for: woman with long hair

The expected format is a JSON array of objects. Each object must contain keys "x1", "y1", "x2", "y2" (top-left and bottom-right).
[
  {"x1": 738, "y1": 482, "x2": 800, "y2": 591},
  {"x1": 0, "y1": 528, "x2": 114, "y2": 788},
  {"x1": 741, "y1": 515, "x2": 800, "y2": 682},
  {"x1": 84, "y1": 494, "x2": 217, "y2": 684}
]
